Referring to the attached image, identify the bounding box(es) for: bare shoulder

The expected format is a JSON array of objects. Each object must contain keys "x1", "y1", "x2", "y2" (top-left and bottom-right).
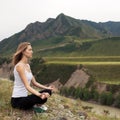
[
  {"x1": 27, "y1": 63, "x2": 31, "y2": 68},
  {"x1": 16, "y1": 63, "x2": 25, "y2": 72}
]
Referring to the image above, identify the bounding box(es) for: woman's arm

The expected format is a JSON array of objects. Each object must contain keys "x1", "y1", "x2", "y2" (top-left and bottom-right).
[
  {"x1": 16, "y1": 64, "x2": 42, "y2": 97},
  {"x1": 31, "y1": 76, "x2": 53, "y2": 90}
]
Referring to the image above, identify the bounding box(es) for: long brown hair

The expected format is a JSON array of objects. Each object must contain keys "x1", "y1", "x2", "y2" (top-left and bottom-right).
[{"x1": 12, "y1": 42, "x2": 31, "y2": 66}]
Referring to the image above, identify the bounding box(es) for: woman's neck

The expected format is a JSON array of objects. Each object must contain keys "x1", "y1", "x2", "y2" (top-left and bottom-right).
[{"x1": 20, "y1": 57, "x2": 29, "y2": 64}]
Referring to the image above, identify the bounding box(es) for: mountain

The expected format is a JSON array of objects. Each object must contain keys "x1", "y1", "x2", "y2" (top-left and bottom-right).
[
  {"x1": 81, "y1": 20, "x2": 120, "y2": 36},
  {"x1": 0, "y1": 13, "x2": 120, "y2": 56}
]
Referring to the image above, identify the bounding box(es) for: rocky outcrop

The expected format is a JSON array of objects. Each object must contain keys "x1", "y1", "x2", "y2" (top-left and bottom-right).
[
  {"x1": 94, "y1": 82, "x2": 107, "y2": 93},
  {"x1": 0, "y1": 62, "x2": 13, "y2": 78},
  {"x1": 49, "y1": 79, "x2": 63, "y2": 92},
  {"x1": 64, "y1": 69, "x2": 90, "y2": 88}
]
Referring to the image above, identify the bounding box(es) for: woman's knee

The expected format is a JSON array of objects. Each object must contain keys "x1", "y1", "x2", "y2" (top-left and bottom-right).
[
  {"x1": 47, "y1": 89, "x2": 52, "y2": 96},
  {"x1": 39, "y1": 98, "x2": 47, "y2": 104}
]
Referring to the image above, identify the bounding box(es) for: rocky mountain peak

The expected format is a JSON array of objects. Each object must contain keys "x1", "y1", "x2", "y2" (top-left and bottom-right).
[
  {"x1": 46, "y1": 18, "x2": 54, "y2": 23},
  {"x1": 56, "y1": 13, "x2": 66, "y2": 19},
  {"x1": 25, "y1": 21, "x2": 42, "y2": 33}
]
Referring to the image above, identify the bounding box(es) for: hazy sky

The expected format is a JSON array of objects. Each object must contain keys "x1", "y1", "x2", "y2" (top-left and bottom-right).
[{"x1": 0, "y1": 0, "x2": 120, "y2": 41}]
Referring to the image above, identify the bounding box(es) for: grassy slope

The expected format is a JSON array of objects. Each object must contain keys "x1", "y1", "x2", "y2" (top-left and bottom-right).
[
  {"x1": 33, "y1": 37, "x2": 120, "y2": 57},
  {"x1": 86, "y1": 64, "x2": 120, "y2": 84},
  {"x1": 1, "y1": 37, "x2": 120, "y2": 57},
  {"x1": 0, "y1": 79, "x2": 120, "y2": 120}
]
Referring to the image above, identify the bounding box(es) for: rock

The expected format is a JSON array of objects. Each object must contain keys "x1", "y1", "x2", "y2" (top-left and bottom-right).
[
  {"x1": 58, "y1": 104, "x2": 64, "y2": 109},
  {"x1": 79, "y1": 111, "x2": 88, "y2": 119},
  {"x1": 64, "y1": 69, "x2": 90, "y2": 88},
  {"x1": 50, "y1": 78, "x2": 63, "y2": 92},
  {"x1": 80, "y1": 115, "x2": 85, "y2": 120},
  {"x1": 17, "y1": 117, "x2": 21, "y2": 120}
]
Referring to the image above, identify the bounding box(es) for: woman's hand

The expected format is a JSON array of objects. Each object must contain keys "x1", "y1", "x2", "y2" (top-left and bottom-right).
[
  {"x1": 43, "y1": 92, "x2": 50, "y2": 98},
  {"x1": 39, "y1": 92, "x2": 50, "y2": 99},
  {"x1": 39, "y1": 92, "x2": 51, "y2": 99},
  {"x1": 47, "y1": 85, "x2": 54, "y2": 91},
  {"x1": 38, "y1": 93, "x2": 47, "y2": 99}
]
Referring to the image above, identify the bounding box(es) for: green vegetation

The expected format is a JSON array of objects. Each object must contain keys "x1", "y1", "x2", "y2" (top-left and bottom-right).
[
  {"x1": 30, "y1": 58, "x2": 76, "y2": 85},
  {"x1": 99, "y1": 92, "x2": 114, "y2": 105},
  {"x1": 45, "y1": 56, "x2": 120, "y2": 62},
  {"x1": 114, "y1": 94, "x2": 120, "y2": 108},
  {"x1": 0, "y1": 79, "x2": 13, "y2": 119},
  {"x1": 60, "y1": 86, "x2": 119, "y2": 108},
  {"x1": 1, "y1": 37, "x2": 120, "y2": 57},
  {"x1": 0, "y1": 57, "x2": 11, "y2": 65},
  {"x1": 85, "y1": 64, "x2": 120, "y2": 84},
  {"x1": 32, "y1": 36, "x2": 67, "y2": 49},
  {"x1": 44, "y1": 56, "x2": 120, "y2": 84},
  {"x1": 33, "y1": 37, "x2": 120, "y2": 57}
]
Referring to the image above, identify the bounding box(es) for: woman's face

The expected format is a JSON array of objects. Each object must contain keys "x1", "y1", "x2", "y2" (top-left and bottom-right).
[{"x1": 23, "y1": 45, "x2": 33, "y2": 58}]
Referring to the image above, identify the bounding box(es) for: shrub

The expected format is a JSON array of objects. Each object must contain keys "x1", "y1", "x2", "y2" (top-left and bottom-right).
[
  {"x1": 74, "y1": 87, "x2": 81, "y2": 98},
  {"x1": 114, "y1": 94, "x2": 120, "y2": 108},
  {"x1": 90, "y1": 88, "x2": 99, "y2": 101},
  {"x1": 106, "y1": 84, "x2": 120, "y2": 93},
  {"x1": 86, "y1": 75, "x2": 95, "y2": 88},
  {"x1": 60, "y1": 87, "x2": 69, "y2": 96},
  {"x1": 82, "y1": 88, "x2": 92, "y2": 101},
  {"x1": 0, "y1": 57, "x2": 11, "y2": 66},
  {"x1": 99, "y1": 92, "x2": 114, "y2": 105}
]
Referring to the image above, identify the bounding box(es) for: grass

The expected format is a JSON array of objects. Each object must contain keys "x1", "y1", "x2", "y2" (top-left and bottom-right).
[
  {"x1": 86, "y1": 64, "x2": 120, "y2": 84},
  {"x1": 0, "y1": 79, "x2": 13, "y2": 120},
  {"x1": 45, "y1": 56, "x2": 120, "y2": 64},
  {"x1": 46, "y1": 61, "x2": 120, "y2": 65},
  {"x1": 45, "y1": 56, "x2": 120, "y2": 62}
]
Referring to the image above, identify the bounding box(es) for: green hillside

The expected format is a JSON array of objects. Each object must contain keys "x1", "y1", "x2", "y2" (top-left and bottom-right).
[
  {"x1": 33, "y1": 37, "x2": 120, "y2": 57},
  {"x1": 1, "y1": 36, "x2": 120, "y2": 57}
]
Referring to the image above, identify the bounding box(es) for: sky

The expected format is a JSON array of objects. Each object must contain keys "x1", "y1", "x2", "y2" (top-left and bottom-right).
[{"x1": 0, "y1": 0, "x2": 120, "y2": 41}]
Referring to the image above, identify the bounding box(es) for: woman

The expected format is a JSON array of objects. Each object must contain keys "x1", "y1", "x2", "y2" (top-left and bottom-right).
[{"x1": 11, "y1": 42, "x2": 53, "y2": 110}]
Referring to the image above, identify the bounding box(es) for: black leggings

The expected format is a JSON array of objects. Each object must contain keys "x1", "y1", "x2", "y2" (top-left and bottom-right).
[{"x1": 11, "y1": 89, "x2": 52, "y2": 110}]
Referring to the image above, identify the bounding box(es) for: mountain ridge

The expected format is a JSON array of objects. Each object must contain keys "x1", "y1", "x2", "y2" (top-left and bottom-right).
[{"x1": 0, "y1": 13, "x2": 120, "y2": 56}]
